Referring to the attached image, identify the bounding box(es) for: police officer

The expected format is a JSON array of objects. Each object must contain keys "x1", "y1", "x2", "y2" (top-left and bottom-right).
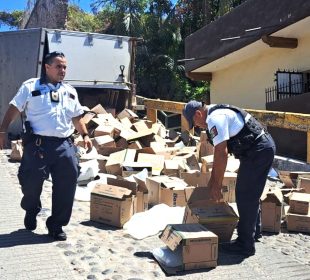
[
  {"x1": 183, "y1": 100, "x2": 276, "y2": 256},
  {"x1": 0, "y1": 51, "x2": 92, "y2": 241}
]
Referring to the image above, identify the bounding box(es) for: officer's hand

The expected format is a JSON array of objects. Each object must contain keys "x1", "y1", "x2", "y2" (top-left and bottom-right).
[
  {"x1": 83, "y1": 135, "x2": 92, "y2": 153},
  {"x1": 209, "y1": 185, "x2": 223, "y2": 202},
  {"x1": 0, "y1": 133, "x2": 6, "y2": 149}
]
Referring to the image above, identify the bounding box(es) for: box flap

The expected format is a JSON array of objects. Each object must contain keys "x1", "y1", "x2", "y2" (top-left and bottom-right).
[
  {"x1": 161, "y1": 179, "x2": 188, "y2": 190},
  {"x1": 289, "y1": 192, "x2": 310, "y2": 202},
  {"x1": 261, "y1": 187, "x2": 283, "y2": 204},
  {"x1": 137, "y1": 153, "x2": 165, "y2": 176},
  {"x1": 92, "y1": 184, "x2": 132, "y2": 199}
]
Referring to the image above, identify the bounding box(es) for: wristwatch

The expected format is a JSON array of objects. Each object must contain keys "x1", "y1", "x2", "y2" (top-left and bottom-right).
[{"x1": 82, "y1": 133, "x2": 89, "y2": 139}]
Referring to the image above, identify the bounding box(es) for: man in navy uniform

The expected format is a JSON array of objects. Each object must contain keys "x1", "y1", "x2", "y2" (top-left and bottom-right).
[
  {"x1": 0, "y1": 51, "x2": 92, "y2": 241},
  {"x1": 183, "y1": 100, "x2": 275, "y2": 257}
]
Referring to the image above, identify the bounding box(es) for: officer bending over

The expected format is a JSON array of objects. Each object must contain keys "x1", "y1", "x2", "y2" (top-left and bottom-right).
[
  {"x1": 0, "y1": 51, "x2": 92, "y2": 241},
  {"x1": 183, "y1": 100, "x2": 276, "y2": 257}
]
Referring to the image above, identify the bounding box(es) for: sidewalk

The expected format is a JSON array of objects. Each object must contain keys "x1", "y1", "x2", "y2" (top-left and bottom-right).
[
  {"x1": 0, "y1": 151, "x2": 76, "y2": 280},
  {"x1": 0, "y1": 149, "x2": 310, "y2": 280}
]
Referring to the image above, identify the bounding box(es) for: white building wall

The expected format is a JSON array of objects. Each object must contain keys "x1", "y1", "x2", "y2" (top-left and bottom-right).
[{"x1": 210, "y1": 35, "x2": 310, "y2": 109}]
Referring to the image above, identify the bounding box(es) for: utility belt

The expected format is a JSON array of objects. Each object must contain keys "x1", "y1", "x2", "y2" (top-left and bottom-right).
[
  {"x1": 21, "y1": 121, "x2": 72, "y2": 146},
  {"x1": 227, "y1": 128, "x2": 265, "y2": 159}
]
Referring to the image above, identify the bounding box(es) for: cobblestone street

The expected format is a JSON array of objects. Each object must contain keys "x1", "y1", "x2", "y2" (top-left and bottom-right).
[{"x1": 0, "y1": 149, "x2": 310, "y2": 280}]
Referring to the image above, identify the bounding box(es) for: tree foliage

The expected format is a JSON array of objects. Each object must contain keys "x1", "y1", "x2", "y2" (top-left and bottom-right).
[
  {"x1": 0, "y1": 0, "x2": 248, "y2": 102},
  {"x1": 0, "y1": 11, "x2": 23, "y2": 29}
]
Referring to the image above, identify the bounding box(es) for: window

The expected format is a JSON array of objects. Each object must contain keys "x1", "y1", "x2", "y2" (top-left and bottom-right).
[{"x1": 276, "y1": 70, "x2": 303, "y2": 95}]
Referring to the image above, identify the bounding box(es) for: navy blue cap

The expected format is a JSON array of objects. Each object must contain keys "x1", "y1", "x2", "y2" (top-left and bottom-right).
[{"x1": 182, "y1": 100, "x2": 203, "y2": 129}]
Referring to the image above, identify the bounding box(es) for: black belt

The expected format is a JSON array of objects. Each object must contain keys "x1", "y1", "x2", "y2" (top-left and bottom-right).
[{"x1": 34, "y1": 134, "x2": 71, "y2": 141}]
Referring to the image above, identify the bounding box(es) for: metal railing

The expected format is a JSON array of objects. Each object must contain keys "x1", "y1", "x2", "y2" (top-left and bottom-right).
[{"x1": 266, "y1": 80, "x2": 310, "y2": 103}]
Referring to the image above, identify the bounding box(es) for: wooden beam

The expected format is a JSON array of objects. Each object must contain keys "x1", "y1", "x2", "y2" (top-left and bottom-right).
[
  {"x1": 186, "y1": 72, "x2": 212, "y2": 81},
  {"x1": 261, "y1": 35, "x2": 298, "y2": 49},
  {"x1": 247, "y1": 109, "x2": 310, "y2": 132},
  {"x1": 145, "y1": 99, "x2": 185, "y2": 114},
  {"x1": 308, "y1": 131, "x2": 310, "y2": 163},
  {"x1": 147, "y1": 108, "x2": 157, "y2": 124},
  {"x1": 143, "y1": 98, "x2": 310, "y2": 162}
]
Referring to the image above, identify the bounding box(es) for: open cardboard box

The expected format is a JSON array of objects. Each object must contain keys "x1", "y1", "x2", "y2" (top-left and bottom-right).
[
  {"x1": 155, "y1": 223, "x2": 218, "y2": 274},
  {"x1": 180, "y1": 171, "x2": 210, "y2": 187},
  {"x1": 261, "y1": 187, "x2": 283, "y2": 233},
  {"x1": 278, "y1": 171, "x2": 310, "y2": 188},
  {"x1": 107, "y1": 177, "x2": 148, "y2": 213},
  {"x1": 183, "y1": 187, "x2": 239, "y2": 242},
  {"x1": 90, "y1": 183, "x2": 136, "y2": 228}
]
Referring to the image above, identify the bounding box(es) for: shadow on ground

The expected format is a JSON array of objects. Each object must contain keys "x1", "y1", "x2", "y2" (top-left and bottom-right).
[{"x1": 0, "y1": 229, "x2": 53, "y2": 248}]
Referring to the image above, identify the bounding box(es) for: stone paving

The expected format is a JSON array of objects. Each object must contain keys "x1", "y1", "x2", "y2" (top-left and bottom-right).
[{"x1": 0, "y1": 149, "x2": 310, "y2": 280}]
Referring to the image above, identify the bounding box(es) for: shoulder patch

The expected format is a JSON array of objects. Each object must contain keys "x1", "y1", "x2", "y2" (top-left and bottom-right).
[
  {"x1": 69, "y1": 93, "x2": 76, "y2": 100},
  {"x1": 31, "y1": 90, "x2": 41, "y2": 97},
  {"x1": 209, "y1": 126, "x2": 218, "y2": 140}
]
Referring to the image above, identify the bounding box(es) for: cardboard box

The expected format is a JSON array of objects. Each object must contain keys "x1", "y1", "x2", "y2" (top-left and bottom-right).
[
  {"x1": 90, "y1": 104, "x2": 107, "y2": 114},
  {"x1": 180, "y1": 171, "x2": 210, "y2": 187},
  {"x1": 137, "y1": 153, "x2": 165, "y2": 176},
  {"x1": 117, "y1": 108, "x2": 139, "y2": 121},
  {"x1": 145, "y1": 176, "x2": 191, "y2": 207},
  {"x1": 278, "y1": 171, "x2": 310, "y2": 188},
  {"x1": 261, "y1": 187, "x2": 283, "y2": 233},
  {"x1": 128, "y1": 140, "x2": 143, "y2": 150},
  {"x1": 157, "y1": 223, "x2": 218, "y2": 272},
  {"x1": 286, "y1": 211, "x2": 310, "y2": 233},
  {"x1": 145, "y1": 176, "x2": 168, "y2": 205},
  {"x1": 107, "y1": 177, "x2": 148, "y2": 213},
  {"x1": 162, "y1": 159, "x2": 187, "y2": 177},
  {"x1": 160, "y1": 180, "x2": 194, "y2": 207},
  {"x1": 121, "y1": 162, "x2": 153, "y2": 177},
  {"x1": 289, "y1": 192, "x2": 310, "y2": 215},
  {"x1": 94, "y1": 125, "x2": 115, "y2": 138},
  {"x1": 94, "y1": 135, "x2": 115, "y2": 149},
  {"x1": 132, "y1": 120, "x2": 150, "y2": 133},
  {"x1": 119, "y1": 117, "x2": 133, "y2": 129},
  {"x1": 10, "y1": 140, "x2": 23, "y2": 161},
  {"x1": 173, "y1": 153, "x2": 200, "y2": 171},
  {"x1": 297, "y1": 177, "x2": 310, "y2": 194},
  {"x1": 222, "y1": 172, "x2": 237, "y2": 203},
  {"x1": 105, "y1": 149, "x2": 136, "y2": 175},
  {"x1": 183, "y1": 187, "x2": 239, "y2": 242},
  {"x1": 198, "y1": 131, "x2": 214, "y2": 159},
  {"x1": 200, "y1": 155, "x2": 214, "y2": 173},
  {"x1": 90, "y1": 184, "x2": 136, "y2": 227}
]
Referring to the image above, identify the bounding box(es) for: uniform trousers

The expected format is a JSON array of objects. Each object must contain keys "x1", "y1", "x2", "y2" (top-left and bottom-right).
[
  {"x1": 235, "y1": 133, "x2": 276, "y2": 249},
  {"x1": 18, "y1": 136, "x2": 79, "y2": 231}
]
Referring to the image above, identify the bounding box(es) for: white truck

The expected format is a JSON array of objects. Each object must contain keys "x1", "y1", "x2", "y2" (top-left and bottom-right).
[{"x1": 0, "y1": 28, "x2": 138, "y2": 137}]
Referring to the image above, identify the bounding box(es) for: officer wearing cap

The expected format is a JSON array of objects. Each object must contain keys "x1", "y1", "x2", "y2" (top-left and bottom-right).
[
  {"x1": 183, "y1": 100, "x2": 276, "y2": 257},
  {"x1": 0, "y1": 51, "x2": 92, "y2": 241}
]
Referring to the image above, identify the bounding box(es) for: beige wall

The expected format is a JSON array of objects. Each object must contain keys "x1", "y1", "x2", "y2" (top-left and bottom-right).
[{"x1": 210, "y1": 35, "x2": 310, "y2": 109}]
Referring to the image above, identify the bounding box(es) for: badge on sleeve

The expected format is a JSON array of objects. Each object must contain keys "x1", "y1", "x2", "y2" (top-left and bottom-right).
[{"x1": 209, "y1": 126, "x2": 218, "y2": 140}]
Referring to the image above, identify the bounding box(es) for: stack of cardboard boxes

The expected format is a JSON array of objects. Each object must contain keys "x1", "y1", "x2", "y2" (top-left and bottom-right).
[{"x1": 82, "y1": 105, "x2": 239, "y2": 234}]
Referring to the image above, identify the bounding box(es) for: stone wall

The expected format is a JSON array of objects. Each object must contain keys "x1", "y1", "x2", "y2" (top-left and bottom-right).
[{"x1": 24, "y1": 0, "x2": 68, "y2": 29}]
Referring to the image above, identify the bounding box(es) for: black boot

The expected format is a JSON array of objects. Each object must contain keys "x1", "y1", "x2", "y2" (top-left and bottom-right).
[
  {"x1": 221, "y1": 240, "x2": 255, "y2": 257},
  {"x1": 24, "y1": 211, "x2": 37, "y2": 231}
]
